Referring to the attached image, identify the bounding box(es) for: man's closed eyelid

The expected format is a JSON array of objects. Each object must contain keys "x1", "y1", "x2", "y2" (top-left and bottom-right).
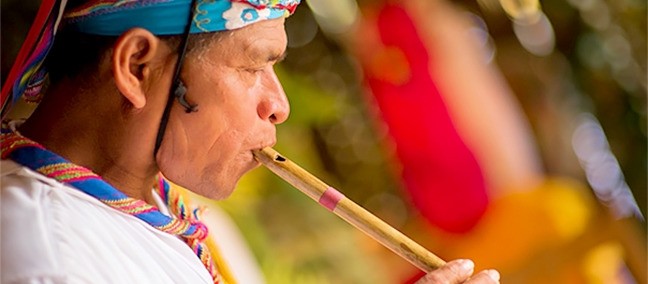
[{"x1": 238, "y1": 65, "x2": 263, "y2": 72}]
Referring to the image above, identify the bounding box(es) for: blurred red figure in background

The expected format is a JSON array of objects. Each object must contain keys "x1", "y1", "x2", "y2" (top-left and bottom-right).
[
  {"x1": 349, "y1": 0, "x2": 645, "y2": 283},
  {"x1": 359, "y1": 3, "x2": 490, "y2": 234}
]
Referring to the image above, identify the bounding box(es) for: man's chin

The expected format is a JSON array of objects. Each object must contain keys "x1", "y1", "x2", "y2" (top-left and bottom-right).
[
  {"x1": 187, "y1": 166, "x2": 256, "y2": 200},
  {"x1": 194, "y1": 182, "x2": 236, "y2": 201},
  {"x1": 167, "y1": 177, "x2": 235, "y2": 201}
]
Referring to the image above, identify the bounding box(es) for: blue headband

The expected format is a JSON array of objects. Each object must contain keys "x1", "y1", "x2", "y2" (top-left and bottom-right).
[{"x1": 65, "y1": 0, "x2": 300, "y2": 35}]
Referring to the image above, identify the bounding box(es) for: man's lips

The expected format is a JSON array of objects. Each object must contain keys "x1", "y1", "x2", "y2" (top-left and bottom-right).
[
  {"x1": 253, "y1": 140, "x2": 276, "y2": 153},
  {"x1": 248, "y1": 141, "x2": 275, "y2": 165}
]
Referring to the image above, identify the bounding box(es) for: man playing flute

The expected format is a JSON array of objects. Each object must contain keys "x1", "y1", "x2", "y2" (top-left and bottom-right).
[{"x1": 0, "y1": 0, "x2": 500, "y2": 283}]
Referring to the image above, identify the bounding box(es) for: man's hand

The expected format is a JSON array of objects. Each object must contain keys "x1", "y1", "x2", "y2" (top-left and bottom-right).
[{"x1": 416, "y1": 260, "x2": 500, "y2": 284}]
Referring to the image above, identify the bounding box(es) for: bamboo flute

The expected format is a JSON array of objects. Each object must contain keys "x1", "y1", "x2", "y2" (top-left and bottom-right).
[{"x1": 253, "y1": 147, "x2": 446, "y2": 273}]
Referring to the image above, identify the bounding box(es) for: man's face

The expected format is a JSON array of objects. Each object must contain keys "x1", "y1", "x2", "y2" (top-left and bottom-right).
[{"x1": 156, "y1": 18, "x2": 289, "y2": 199}]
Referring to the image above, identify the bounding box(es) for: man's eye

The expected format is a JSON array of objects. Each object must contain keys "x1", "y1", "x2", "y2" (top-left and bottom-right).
[{"x1": 246, "y1": 67, "x2": 265, "y2": 74}]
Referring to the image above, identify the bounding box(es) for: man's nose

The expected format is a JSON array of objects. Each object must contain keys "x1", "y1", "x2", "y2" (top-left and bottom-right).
[{"x1": 258, "y1": 70, "x2": 290, "y2": 124}]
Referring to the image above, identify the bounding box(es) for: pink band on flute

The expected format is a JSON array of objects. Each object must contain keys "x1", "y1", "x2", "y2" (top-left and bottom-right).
[{"x1": 319, "y1": 187, "x2": 345, "y2": 211}]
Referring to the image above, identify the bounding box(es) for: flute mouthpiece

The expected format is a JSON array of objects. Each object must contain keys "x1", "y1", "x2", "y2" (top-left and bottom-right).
[{"x1": 253, "y1": 147, "x2": 286, "y2": 163}]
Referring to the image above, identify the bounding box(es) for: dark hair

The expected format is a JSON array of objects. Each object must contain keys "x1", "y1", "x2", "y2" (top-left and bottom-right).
[
  {"x1": 44, "y1": 0, "x2": 224, "y2": 84},
  {"x1": 46, "y1": 30, "x2": 120, "y2": 84},
  {"x1": 45, "y1": 28, "x2": 224, "y2": 84}
]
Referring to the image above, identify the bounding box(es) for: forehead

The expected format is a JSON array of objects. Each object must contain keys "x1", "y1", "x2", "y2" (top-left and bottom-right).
[{"x1": 203, "y1": 18, "x2": 287, "y2": 61}]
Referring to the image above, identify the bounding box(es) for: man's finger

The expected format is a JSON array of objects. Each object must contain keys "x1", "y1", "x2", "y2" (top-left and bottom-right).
[
  {"x1": 468, "y1": 269, "x2": 500, "y2": 283},
  {"x1": 415, "y1": 259, "x2": 474, "y2": 283}
]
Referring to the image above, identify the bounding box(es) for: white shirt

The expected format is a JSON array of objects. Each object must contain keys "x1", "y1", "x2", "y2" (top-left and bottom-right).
[{"x1": 0, "y1": 159, "x2": 213, "y2": 284}]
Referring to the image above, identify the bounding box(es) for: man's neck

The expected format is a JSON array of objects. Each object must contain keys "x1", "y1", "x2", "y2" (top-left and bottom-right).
[{"x1": 19, "y1": 85, "x2": 161, "y2": 202}]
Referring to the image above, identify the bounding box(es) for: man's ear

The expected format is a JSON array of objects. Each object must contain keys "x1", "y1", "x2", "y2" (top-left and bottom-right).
[{"x1": 112, "y1": 28, "x2": 161, "y2": 109}]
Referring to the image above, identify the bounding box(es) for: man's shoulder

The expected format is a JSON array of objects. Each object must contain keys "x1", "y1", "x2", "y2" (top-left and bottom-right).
[
  {"x1": 0, "y1": 159, "x2": 98, "y2": 217},
  {"x1": 0, "y1": 160, "x2": 213, "y2": 284},
  {"x1": 0, "y1": 159, "x2": 22, "y2": 175},
  {"x1": 1, "y1": 160, "x2": 72, "y2": 283},
  {"x1": 1, "y1": 159, "x2": 67, "y2": 189},
  {"x1": 1, "y1": 159, "x2": 113, "y2": 283},
  {"x1": 0, "y1": 159, "x2": 109, "y2": 211},
  {"x1": 1, "y1": 159, "x2": 67, "y2": 215}
]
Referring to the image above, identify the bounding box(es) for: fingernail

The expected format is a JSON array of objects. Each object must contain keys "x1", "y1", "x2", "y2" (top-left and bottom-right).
[
  {"x1": 459, "y1": 259, "x2": 474, "y2": 272},
  {"x1": 486, "y1": 269, "x2": 500, "y2": 281}
]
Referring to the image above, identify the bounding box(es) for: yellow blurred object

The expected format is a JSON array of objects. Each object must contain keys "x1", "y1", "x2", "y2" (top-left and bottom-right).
[
  {"x1": 430, "y1": 178, "x2": 594, "y2": 270},
  {"x1": 582, "y1": 242, "x2": 630, "y2": 284},
  {"x1": 402, "y1": 177, "x2": 596, "y2": 277},
  {"x1": 382, "y1": 176, "x2": 647, "y2": 283},
  {"x1": 543, "y1": 179, "x2": 593, "y2": 241},
  {"x1": 498, "y1": 0, "x2": 541, "y2": 23}
]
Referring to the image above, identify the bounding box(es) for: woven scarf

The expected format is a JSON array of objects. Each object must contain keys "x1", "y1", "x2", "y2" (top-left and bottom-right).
[{"x1": 0, "y1": 125, "x2": 221, "y2": 283}]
